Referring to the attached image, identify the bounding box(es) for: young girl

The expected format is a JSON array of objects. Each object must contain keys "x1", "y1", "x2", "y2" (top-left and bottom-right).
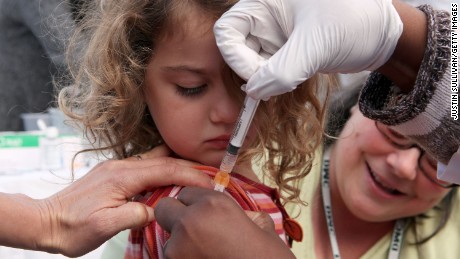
[{"x1": 59, "y1": 0, "x2": 331, "y2": 258}]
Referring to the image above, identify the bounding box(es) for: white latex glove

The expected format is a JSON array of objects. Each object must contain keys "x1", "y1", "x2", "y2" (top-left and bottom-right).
[{"x1": 214, "y1": 0, "x2": 403, "y2": 100}]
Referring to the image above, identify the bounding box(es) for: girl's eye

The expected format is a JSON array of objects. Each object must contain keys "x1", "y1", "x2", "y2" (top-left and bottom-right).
[{"x1": 175, "y1": 84, "x2": 207, "y2": 97}]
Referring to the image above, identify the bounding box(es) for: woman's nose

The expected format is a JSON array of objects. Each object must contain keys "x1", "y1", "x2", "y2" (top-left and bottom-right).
[{"x1": 386, "y1": 148, "x2": 421, "y2": 180}]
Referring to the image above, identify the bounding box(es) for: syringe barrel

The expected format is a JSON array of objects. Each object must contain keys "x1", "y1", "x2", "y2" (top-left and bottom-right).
[
  {"x1": 215, "y1": 92, "x2": 260, "y2": 192},
  {"x1": 220, "y1": 151, "x2": 238, "y2": 173},
  {"x1": 229, "y1": 96, "x2": 260, "y2": 147}
]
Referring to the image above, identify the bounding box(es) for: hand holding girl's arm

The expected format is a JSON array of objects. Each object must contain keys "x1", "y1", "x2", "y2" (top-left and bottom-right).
[{"x1": 0, "y1": 146, "x2": 212, "y2": 257}]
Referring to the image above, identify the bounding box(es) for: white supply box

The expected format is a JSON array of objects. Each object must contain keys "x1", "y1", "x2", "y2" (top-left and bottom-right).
[
  {"x1": 0, "y1": 132, "x2": 42, "y2": 173},
  {"x1": 0, "y1": 132, "x2": 89, "y2": 174}
]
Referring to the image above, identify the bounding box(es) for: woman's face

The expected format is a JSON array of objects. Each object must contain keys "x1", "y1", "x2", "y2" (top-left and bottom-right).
[
  {"x1": 143, "y1": 14, "x2": 253, "y2": 168},
  {"x1": 331, "y1": 105, "x2": 451, "y2": 222}
]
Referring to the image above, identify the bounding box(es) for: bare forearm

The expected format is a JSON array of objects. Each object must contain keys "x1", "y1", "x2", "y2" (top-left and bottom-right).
[
  {"x1": 377, "y1": 0, "x2": 428, "y2": 92},
  {"x1": 0, "y1": 193, "x2": 51, "y2": 251},
  {"x1": 359, "y1": 3, "x2": 455, "y2": 163}
]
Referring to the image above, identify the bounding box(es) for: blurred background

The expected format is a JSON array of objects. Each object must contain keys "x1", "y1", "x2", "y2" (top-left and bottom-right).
[{"x1": 0, "y1": 0, "x2": 103, "y2": 258}]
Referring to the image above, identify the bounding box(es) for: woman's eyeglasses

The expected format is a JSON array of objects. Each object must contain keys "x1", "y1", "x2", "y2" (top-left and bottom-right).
[{"x1": 374, "y1": 121, "x2": 456, "y2": 188}]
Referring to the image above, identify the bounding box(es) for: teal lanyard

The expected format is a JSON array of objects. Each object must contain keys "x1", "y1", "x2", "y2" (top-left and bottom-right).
[{"x1": 321, "y1": 159, "x2": 406, "y2": 259}]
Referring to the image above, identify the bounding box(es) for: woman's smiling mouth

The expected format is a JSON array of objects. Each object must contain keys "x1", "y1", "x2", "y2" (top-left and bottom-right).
[{"x1": 367, "y1": 163, "x2": 404, "y2": 196}]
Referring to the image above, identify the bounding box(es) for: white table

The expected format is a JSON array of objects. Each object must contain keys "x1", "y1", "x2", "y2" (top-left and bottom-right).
[{"x1": 0, "y1": 167, "x2": 106, "y2": 259}]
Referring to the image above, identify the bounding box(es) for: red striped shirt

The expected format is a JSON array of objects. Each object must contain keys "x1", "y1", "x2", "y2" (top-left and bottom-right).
[{"x1": 124, "y1": 166, "x2": 290, "y2": 259}]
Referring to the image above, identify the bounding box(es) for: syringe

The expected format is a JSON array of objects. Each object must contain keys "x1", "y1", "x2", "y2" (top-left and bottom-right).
[{"x1": 213, "y1": 94, "x2": 260, "y2": 192}]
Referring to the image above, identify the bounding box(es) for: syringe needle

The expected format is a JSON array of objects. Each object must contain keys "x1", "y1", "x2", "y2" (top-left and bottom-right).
[{"x1": 213, "y1": 95, "x2": 260, "y2": 192}]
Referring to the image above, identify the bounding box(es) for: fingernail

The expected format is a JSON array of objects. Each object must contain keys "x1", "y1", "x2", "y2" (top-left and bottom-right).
[{"x1": 146, "y1": 207, "x2": 155, "y2": 225}]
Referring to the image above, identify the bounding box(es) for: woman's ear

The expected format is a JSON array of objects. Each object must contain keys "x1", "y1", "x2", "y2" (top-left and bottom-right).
[{"x1": 350, "y1": 103, "x2": 359, "y2": 114}]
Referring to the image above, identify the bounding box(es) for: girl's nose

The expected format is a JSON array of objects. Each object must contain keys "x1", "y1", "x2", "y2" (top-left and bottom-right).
[
  {"x1": 209, "y1": 84, "x2": 240, "y2": 125},
  {"x1": 386, "y1": 148, "x2": 421, "y2": 180}
]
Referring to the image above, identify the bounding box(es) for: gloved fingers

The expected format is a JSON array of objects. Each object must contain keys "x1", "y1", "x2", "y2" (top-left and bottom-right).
[
  {"x1": 214, "y1": 0, "x2": 287, "y2": 81},
  {"x1": 214, "y1": 17, "x2": 264, "y2": 81},
  {"x1": 217, "y1": 0, "x2": 402, "y2": 101},
  {"x1": 245, "y1": 27, "x2": 321, "y2": 100}
]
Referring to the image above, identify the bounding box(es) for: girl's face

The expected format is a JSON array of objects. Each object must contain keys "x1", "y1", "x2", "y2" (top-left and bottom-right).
[
  {"x1": 331, "y1": 105, "x2": 450, "y2": 222},
  {"x1": 144, "y1": 15, "x2": 252, "y2": 168}
]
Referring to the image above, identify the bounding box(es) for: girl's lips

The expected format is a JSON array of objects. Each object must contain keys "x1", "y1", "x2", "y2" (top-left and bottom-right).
[
  {"x1": 206, "y1": 136, "x2": 230, "y2": 149},
  {"x1": 366, "y1": 163, "x2": 404, "y2": 197}
]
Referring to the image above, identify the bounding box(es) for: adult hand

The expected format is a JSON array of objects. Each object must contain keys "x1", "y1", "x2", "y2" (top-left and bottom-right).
[
  {"x1": 37, "y1": 146, "x2": 212, "y2": 257},
  {"x1": 214, "y1": 0, "x2": 403, "y2": 100},
  {"x1": 155, "y1": 187, "x2": 295, "y2": 259}
]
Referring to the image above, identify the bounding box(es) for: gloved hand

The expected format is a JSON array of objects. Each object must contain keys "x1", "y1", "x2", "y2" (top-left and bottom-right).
[{"x1": 214, "y1": 0, "x2": 403, "y2": 100}]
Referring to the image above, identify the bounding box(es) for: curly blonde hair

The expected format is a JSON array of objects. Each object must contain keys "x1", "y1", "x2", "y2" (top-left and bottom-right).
[{"x1": 59, "y1": 0, "x2": 332, "y2": 204}]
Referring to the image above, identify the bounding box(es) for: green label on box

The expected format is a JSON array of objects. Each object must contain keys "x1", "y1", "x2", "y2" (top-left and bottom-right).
[{"x1": 0, "y1": 135, "x2": 40, "y2": 148}]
